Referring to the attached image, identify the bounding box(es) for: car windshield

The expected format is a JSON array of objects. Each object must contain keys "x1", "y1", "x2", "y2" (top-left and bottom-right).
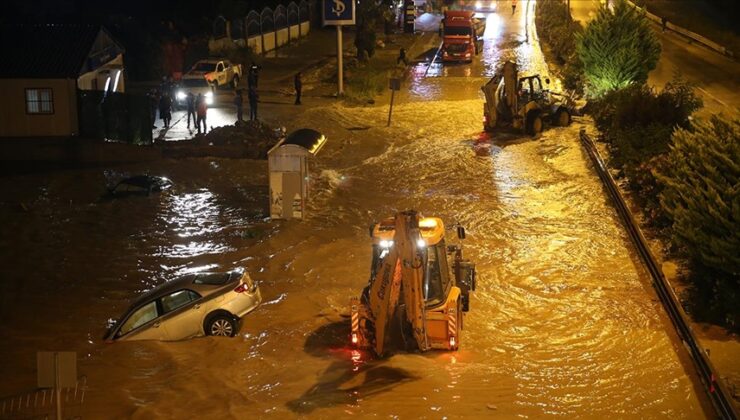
[
  {"x1": 182, "y1": 78, "x2": 209, "y2": 88},
  {"x1": 193, "y1": 273, "x2": 231, "y2": 285},
  {"x1": 119, "y1": 301, "x2": 158, "y2": 335},
  {"x1": 445, "y1": 26, "x2": 472, "y2": 36},
  {"x1": 191, "y1": 62, "x2": 217, "y2": 72}
]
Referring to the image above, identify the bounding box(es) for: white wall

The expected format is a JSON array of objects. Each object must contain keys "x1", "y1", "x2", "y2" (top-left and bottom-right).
[{"x1": 77, "y1": 54, "x2": 125, "y2": 92}]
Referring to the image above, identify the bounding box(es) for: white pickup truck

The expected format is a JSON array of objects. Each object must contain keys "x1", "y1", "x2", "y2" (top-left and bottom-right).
[{"x1": 186, "y1": 59, "x2": 243, "y2": 89}]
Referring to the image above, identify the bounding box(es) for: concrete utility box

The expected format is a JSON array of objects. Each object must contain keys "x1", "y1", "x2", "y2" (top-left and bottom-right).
[{"x1": 268, "y1": 129, "x2": 327, "y2": 220}]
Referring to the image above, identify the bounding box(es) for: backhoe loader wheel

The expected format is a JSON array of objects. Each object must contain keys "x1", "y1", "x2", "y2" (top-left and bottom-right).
[
  {"x1": 526, "y1": 112, "x2": 543, "y2": 136},
  {"x1": 555, "y1": 108, "x2": 571, "y2": 127}
]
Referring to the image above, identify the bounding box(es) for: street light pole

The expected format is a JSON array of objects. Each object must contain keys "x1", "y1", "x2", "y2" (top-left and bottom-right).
[{"x1": 337, "y1": 25, "x2": 344, "y2": 95}]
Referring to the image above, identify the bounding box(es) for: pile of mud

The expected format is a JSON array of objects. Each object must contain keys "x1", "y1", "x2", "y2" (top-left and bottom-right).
[{"x1": 162, "y1": 121, "x2": 283, "y2": 159}]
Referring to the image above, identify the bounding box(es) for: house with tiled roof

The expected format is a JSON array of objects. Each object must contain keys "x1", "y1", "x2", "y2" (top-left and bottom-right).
[{"x1": 0, "y1": 24, "x2": 125, "y2": 137}]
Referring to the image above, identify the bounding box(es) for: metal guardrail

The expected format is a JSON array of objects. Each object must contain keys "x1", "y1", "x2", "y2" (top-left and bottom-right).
[
  {"x1": 578, "y1": 129, "x2": 737, "y2": 419},
  {"x1": 0, "y1": 376, "x2": 87, "y2": 420}
]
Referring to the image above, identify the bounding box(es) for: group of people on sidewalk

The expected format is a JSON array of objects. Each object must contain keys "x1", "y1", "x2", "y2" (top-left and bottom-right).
[
  {"x1": 151, "y1": 61, "x2": 306, "y2": 136},
  {"x1": 149, "y1": 88, "x2": 208, "y2": 134}
]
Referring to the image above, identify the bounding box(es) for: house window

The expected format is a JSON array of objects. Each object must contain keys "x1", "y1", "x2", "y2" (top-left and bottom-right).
[{"x1": 25, "y1": 88, "x2": 54, "y2": 114}]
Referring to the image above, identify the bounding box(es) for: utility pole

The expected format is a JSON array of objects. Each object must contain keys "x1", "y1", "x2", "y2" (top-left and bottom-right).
[
  {"x1": 322, "y1": 0, "x2": 354, "y2": 96},
  {"x1": 337, "y1": 25, "x2": 344, "y2": 95}
]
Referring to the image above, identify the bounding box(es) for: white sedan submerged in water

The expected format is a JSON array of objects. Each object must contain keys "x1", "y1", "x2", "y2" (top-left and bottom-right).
[{"x1": 105, "y1": 268, "x2": 261, "y2": 342}]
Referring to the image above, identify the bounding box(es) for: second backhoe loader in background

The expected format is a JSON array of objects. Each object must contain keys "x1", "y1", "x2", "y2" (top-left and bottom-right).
[{"x1": 482, "y1": 61, "x2": 575, "y2": 136}]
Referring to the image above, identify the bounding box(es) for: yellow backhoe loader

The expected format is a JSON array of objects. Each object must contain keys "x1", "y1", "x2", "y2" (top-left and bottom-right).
[
  {"x1": 482, "y1": 61, "x2": 574, "y2": 136},
  {"x1": 350, "y1": 211, "x2": 476, "y2": 356}
]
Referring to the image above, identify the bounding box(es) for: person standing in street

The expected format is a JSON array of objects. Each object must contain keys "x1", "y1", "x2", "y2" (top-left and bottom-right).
[
  {"x1": 248, "y1": 87, "x2": 259, "y2": 121},
  {"x1": 248, "y1": 62, "x2": 261, "y2": 89},
  {"x1": 186, "y1": 92, "x2": 196, "y2": 129},
  {"x1": 159, "y1": 92, "x2": 172, "y2": 129},
  {"x1": 397, "y1": 47, "x2": 409, "y2": 66},
  {"x1": 511, "y1": 0, "x2": 517, "y2": 14},
  {"x1": 294, "y1": 72, "x2": 302, "y2": 105},
  {"x1": 196, "y1": 93, "x2": 208, "y2": 134},
  {"x1": 234, "y1": 89, "x2": 244, "y2": 123}
]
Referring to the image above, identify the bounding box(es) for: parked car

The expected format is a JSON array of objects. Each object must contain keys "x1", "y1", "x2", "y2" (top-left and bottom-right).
[
  {"x1": 186, "y1": 59, "x2": 242, "y2": 90},
  {"x1": 175, "y1": 77, "x2": 215, "y2": 108},
  {"x1": 108, "y1": 176, "x2": 172, "y2": 197},
  {"x1": 105, "y1": 268, "x2": 261, "y2": 342}
]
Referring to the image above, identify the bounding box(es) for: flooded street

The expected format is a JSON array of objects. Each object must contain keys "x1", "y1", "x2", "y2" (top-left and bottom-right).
[{"x1": 0, "y1": 3, "x2": 719, "y2": 419}]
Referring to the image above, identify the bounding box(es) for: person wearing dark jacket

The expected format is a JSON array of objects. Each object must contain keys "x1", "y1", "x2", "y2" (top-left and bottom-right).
[
  {"x1": 195, "y1": 93, "x2": 208, "y2": 134},
  {"x1": 294, "y1": 72, "x2": 302, "y2": 105},
  {"x1": 248, "y1": 62, "x2": 261, "y2": 89},
  {"x1": 159, "y1": 93, "x2": 172, "y2": 128},
  {"x1": 248, "y1": 87, "x2": 259, "y2": 121},
  {"x1": 186, "y1": 92, "x2": 196, "y2": 129},
  {"x1": 397, "y1": 48, "x2": 408, "y2": 66}
]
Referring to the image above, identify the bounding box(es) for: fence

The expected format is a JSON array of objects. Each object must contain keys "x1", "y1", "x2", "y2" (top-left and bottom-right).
[
  {"x1": 78, "y1": 91, "x2": 153, "y2": 145},
  {"x1": 0, "y1": 376, "x2": 87, "y2": 419},
  {"x1": 209, "y1": 0, "x2": 311, "y2": 54}
]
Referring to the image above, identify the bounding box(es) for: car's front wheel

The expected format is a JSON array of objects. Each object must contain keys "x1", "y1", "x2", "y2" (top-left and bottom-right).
[{"x1": 206, "y1": 314, "x2": 238, "y2": 337}]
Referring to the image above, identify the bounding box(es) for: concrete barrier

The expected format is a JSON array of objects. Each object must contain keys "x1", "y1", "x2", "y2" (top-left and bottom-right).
[
  {"x1": 263, "y1": 32, "x2": 276, "y2": 52},
  {"x1": 289, "y1": 24, "x2": 300, "y2": 40},
  {"x1": 247, "y1": 36, "x2": 262, "y2": 54},
  {"x1": 276, "y1": 28, "x2": 289, "y2": 47},
  {"x1": 300, "y1": 22, "x2": 310, "y2": 36}
]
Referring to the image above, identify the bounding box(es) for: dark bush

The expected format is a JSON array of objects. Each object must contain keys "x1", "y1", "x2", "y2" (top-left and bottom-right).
[
  {"x1": 591, "y1": 76, "x2": 701, "y2": 225},
  {"x1": 592, "y1": 76, "x2": 702, "y2": 168},
  {"x1": 658, "y1": 115, "x2": 740, "y2": 329}
]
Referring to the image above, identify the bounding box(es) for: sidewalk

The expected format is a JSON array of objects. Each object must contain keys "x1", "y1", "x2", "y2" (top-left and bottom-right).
[
  {"x1": 153, "y1": 24, "x2": 440, "y2": 142},
  {"x1": 154, "y1": 28, "x2": 355, "y2": 141}
]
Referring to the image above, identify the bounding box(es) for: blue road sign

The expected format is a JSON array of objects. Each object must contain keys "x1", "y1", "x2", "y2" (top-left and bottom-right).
[{"x1": 323, "y1": 0, "x2": 356, "y2": 25}]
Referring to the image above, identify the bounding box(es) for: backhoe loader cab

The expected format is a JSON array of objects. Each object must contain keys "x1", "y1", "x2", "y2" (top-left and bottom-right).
[
  {"x1": 351, "y1": 211, "x2": 476, "y2": 356},
  {"x1": 482, "y1": 61, "x2": 573, "y2": 136}
]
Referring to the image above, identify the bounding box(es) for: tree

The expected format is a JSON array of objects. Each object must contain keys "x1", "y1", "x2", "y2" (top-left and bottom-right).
[
  {"x1": 353, "y1": 0, "x2": 395, "y2": 60},
  {"x1": 576, "y1": 0, "x2": 660, "y2": 98},
  {"x1": 658, "y1": 115, "x2": 740, "y2": 279}
]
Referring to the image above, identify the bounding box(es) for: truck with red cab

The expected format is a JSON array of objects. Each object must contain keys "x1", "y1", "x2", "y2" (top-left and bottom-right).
[{"x1": 441, "y1": 11, "x2": 481, "y2": 63}]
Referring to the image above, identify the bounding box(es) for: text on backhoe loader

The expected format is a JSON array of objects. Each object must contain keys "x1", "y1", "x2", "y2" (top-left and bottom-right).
[{"x1": 350, "y1": 211, "x2": 476, "y2": 356}]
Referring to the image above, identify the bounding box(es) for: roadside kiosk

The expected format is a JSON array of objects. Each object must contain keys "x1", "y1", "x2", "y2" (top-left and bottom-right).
[{"x1": 268, "y1": 129, "x2": 327, "y2": 220}]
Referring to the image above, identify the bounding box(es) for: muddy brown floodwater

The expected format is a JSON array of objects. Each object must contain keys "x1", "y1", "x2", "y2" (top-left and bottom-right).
[
  {"x1": 0, "y1": 104, "x2": 709, "y2": 418},
  {"x1": 0, "y1": 4, "x2": 720, "y2": 419}
]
